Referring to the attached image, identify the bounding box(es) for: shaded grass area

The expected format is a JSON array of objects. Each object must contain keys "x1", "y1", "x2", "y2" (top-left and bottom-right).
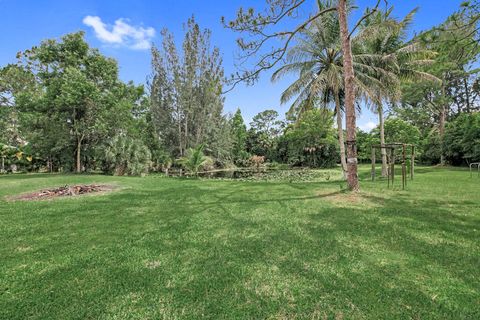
[{"x1": 0, "y1": 166, "x2": 479, "y2": 319}]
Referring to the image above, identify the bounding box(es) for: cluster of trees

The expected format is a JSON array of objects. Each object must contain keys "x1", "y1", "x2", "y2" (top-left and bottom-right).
[
  {"x1": 223, "y1": 0, "x2": 480, "y2": 189},
  {"x1": 0, "y1": 32, "x2": 150, "y2": 174},
  {"x1": 230, "y1": 108, "x2": 339, "y2": 168},
  {"x1": 1, "y1": 2, "x2": 479, "y2": 187}
]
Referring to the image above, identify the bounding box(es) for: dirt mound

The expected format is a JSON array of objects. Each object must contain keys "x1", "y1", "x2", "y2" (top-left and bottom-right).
[{"x1": 10, "y1": 184, "x2": 115, "y2": 201}]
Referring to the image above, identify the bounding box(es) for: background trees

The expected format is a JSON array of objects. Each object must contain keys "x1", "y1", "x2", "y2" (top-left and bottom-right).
[
  {"x1": 150, "y1": 16, "x2": 227, "y2": 161},
  {"x1": 398, "y1": 6, "x2": 480, "y2": 164},
  {"x1": 5, "y1": 32, "x2": 144, "y2": 173},
  {"x1": 0, "y1": 1, "x2": 478, "y2": 176},
  {"x1": 230, "y1": 109, "x2": 248, "y2": 164},
  {"x1": 276, "y1": 109, "x2": 338, "y2": 168}
]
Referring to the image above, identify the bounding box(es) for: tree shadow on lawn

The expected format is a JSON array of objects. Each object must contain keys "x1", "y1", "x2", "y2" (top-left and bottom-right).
[{"x1": 4, "y1": 178, "x2": 480, "y2": 319}]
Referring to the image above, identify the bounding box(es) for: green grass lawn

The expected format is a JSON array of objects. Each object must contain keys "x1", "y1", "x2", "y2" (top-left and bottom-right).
[{"x1": 1, "y1": 166, "x2": 479, "y2": 319}]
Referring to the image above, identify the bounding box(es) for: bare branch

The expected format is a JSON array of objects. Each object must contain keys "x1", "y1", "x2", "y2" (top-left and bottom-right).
[
  {"x1": 348, "y1": 0, "x2": 384, "y2": 39},
  {"x1": 222, "y1": 3, "x2": 337, "y2": 93}
]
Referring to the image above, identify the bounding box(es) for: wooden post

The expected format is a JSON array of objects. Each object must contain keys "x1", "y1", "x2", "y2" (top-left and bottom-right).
[
  {"x1": 387, "y1": 148, "x2": 390, "y2": 188},
  {"x1": 386, "y1": 147, "x2": 390, "y2": 188},
  {"x1": 390, "y1": 148, "x2": 395, "y2": 187},
  {"x1": 402, "y1": 144, "x2": 406, "y2": 190},
  {"x1": 371, "y1": 147, "x2": 376, "y2": 181},
  {"x1": 411, "y1": 146, "x2": 415, "y2": 180}
]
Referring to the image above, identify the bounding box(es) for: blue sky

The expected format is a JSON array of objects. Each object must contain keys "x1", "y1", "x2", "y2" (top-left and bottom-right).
[{"x1": 0, "y1": 0, "x2": 465, "y2": 129}]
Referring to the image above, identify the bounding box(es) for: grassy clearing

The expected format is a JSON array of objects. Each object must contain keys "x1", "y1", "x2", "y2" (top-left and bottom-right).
[{"x1": 0, "y1": 166, "x2": 479, "y2": 319}]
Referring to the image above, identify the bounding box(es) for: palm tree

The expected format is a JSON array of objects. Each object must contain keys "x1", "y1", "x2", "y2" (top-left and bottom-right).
[
  {"x1": 358, "y1": 7, "x2": 439, "y2": 176},
  {"x1": 272, "y1": 0, "x2": 396, "y2": 179},
  {"x1": 178, "y1": 144, "x2": 211, "y2": 176}
]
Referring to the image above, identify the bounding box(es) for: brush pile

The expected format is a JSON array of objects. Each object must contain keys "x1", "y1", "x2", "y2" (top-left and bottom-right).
[{"x1": 12, "y1": 184, "x2": 112, "y2": 201}]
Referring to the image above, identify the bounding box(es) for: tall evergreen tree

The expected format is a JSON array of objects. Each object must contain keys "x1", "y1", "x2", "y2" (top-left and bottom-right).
[
  {"x1": 230, "y1": 108, "x2": 248, "y2": 163},
  {"x1": 150, "y1": 16, "x2": 226, "y2": 159}
]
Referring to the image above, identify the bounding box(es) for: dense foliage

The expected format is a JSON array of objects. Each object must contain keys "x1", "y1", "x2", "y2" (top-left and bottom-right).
[
  {"x1": 103, "y1": 135, "x2": 151, "y2": 176},
  {"x1": 0, "y1": 2, "x2": 479, "y2": 176},
  {"x1": 275, "y1": 109, "x2": 338, "y2": 168},
  {"x1": 444, "y1": 112, "x2": 480, "y2": 165}
]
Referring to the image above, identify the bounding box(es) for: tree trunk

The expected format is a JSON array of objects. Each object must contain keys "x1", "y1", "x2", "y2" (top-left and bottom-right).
[
  {"x1": 184, "y1": 113, "x2": 188, "y2": 151},
  {"x1": 439, "y1": 83, "x2": 447, "y2": 165},
  {"x1": 76, "y1": 138, "x2": 82, "y2": 173},
  {"x1": 378, "y1": 104, "x2": 388, "y2": 177},
  {"x1": 335, "y1": 93, "x2": 347, "y2": 178},
  {"x1": 178, "y1": 118, "x2": 183, "y2": 156},
  {"x1": 338, "y1": 0, "x2": 359, "y2": 191},
  {"x1": 439, "y1": 105, "x2": 446, "y2": 165},
  {"x1": 464, "y1": 77, "x2": 471, "y2": 113}
]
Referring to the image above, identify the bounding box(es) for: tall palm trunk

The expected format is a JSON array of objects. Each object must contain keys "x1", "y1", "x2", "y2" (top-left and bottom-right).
[
  {"x1": 378, "y1": 104, "x2": 388, "y2": 177},
  {"x1": 338, "y1": 0, "x2": 359, "y2": 191},
  {"x1": 335, "y1": 93, "x2": 347, "y2": 177}
]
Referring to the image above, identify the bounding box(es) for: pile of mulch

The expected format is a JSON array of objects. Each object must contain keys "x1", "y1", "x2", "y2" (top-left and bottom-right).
[{"x1": 10, "y1": 184, "x2": 115, "y2": 201}]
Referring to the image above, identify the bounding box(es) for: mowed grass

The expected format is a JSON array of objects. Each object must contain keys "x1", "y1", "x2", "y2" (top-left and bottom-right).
[{"x1": 0, "y1": 166, "x2": 479, "y2": 319}]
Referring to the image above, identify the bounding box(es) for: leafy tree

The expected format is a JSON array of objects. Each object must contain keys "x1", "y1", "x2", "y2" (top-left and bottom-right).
[
  {"x1": 371, "y1": 118, "x2": 421, "y2": 146},
  {"x1": 275, "y1": 109, "x2": 338, "y2": 168},
  {"x1": 247, "y1": 109, "x2": 283, "y2": 159},
  {"x1": 11, "y1": 32, "x2": 143, "y2": 173},
  {"x1": 0, "y1": 64, "x2": 35, "y2": 147},
  {"x1": 443, "y1": 113, "x2": 480, "y2": 165},
  {"x1": 250, "y1": 109, "x2": 283, "y2": 137},
  {"x1": 356, "y1": 129, "x2": 376, "y2": 163},
  {"x1": 401, "y1": 7, "x2": 480, "y2": 164}
]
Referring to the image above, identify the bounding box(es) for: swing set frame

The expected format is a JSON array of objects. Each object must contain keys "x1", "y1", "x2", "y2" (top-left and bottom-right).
[{"x1": 371, "y1": 143, "x2": 415, "y2": 190}]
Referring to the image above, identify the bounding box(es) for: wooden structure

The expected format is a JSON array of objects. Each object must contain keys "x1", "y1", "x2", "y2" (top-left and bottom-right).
[
  {"x1": 470, "y1": 162, "x2": 480, "y2": 178},
  {"x1": 371, "y1": 143, "x2": 415, "y2": 190}
]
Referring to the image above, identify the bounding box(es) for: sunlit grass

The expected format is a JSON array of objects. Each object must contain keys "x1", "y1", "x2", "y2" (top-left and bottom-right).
[{"x1": 0, "y1": 166, "x2": 479, "y2": 319}]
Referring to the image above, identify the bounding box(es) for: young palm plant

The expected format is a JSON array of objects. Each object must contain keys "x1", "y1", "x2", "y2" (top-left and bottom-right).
[
  {"x1": 272, "y1": 0, "x2": 397, "y2": 178},
  {"x1": 178, "y1": 144, "x2": 212, "y2": 176}
]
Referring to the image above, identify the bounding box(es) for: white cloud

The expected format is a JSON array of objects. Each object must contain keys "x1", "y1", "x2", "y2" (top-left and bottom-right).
[
  {"x1": 83, "y1": 15, "x2": 155, "y2": 50},
  {"x1": 359, "y1": 121, "x2": 377, "y2": 132}
]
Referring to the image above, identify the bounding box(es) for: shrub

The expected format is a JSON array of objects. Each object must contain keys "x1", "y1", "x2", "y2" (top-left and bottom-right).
[{"x1": 104, "y1": 135, "x2": 151, "y2": 176}]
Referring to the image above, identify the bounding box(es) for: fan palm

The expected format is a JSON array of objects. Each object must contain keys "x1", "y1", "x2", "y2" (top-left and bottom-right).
[{"x1": 272, "y1": 0, "x2": 397, "y2": 177}]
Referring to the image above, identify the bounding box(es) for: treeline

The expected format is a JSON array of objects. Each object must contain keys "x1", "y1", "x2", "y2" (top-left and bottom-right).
[
  {"x1": 0, "y1": 17, "x2": 339, "y2": 175},
  {"x1": 0, "y1": 4, "x2": 479, "y2": 175}
]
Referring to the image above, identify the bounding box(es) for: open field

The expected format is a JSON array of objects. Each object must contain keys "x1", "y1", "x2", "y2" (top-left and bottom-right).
[{"x1": 1, "y1": 166, "x2": 479, "y2": 319}]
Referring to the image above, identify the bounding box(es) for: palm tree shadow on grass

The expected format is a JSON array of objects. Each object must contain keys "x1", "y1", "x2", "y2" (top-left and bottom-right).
[{"x1": 4, "y1": 175, "x2": 479, "y2": 319}]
